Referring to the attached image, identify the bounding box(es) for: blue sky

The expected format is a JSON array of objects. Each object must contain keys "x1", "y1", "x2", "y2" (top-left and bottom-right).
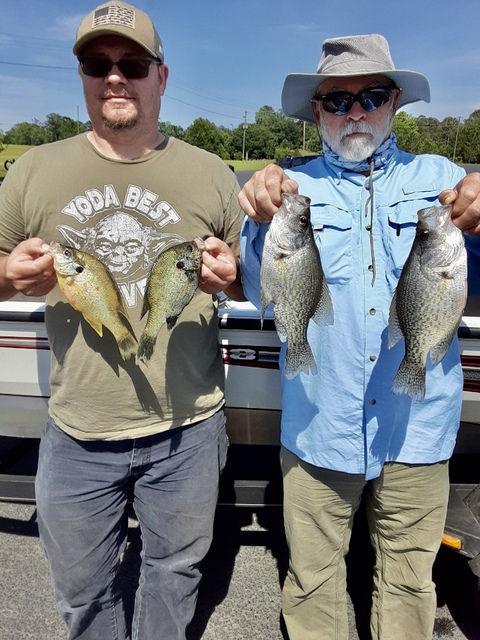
[{"x1": 0, "y1": 0, "x2": 479, "y2": 133}]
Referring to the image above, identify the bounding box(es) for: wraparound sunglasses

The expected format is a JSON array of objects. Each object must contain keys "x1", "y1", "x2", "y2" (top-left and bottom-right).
[
  {"x1": 312, "y1": 84, "x2": 396, "y2": 115},
  {"x1": 79, "y1": 56, "x2": 162, "y2": 79}
]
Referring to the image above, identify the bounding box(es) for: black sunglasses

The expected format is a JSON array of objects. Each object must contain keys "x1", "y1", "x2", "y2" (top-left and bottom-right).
[
  {"x1": 313, "y1": 84, "x2": 396, "y2": 116},
  {"x1": 79, "y1": 56, "x2": 162, "y2": 79}
]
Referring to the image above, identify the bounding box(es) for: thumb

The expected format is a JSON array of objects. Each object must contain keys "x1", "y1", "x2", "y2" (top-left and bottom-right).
[
  {"x1": 439, "y1": 188, "x2": 457, "y2": 206},
  {"x1": 281, "y1": 178, "x2": 299, "y2": 195}
]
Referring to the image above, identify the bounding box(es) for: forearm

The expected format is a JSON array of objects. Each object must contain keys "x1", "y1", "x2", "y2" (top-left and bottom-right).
[
  {"x1": 0, "y1": 256, "x2": 19, "y2": 301},
  {"x1": 223, "y1": 260, "x2": 246, "y2": 301}
]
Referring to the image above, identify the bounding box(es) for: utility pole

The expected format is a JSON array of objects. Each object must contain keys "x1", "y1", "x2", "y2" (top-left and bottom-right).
[
  {"x1": 452, "y1": 116, "x2": 461, "y2": 163},
  {"x1": 242, "y1": 111, "x2": 247, "y2": 161}
]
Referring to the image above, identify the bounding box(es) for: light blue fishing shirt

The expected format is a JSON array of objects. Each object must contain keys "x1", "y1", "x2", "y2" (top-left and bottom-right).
[{"x1": 240, "y1": 146, "x2": 478, "y2": 480}]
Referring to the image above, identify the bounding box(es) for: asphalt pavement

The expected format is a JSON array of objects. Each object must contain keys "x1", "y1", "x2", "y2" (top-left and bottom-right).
[{"x1": 2, "y1": 495, "x2": 480, "y2": 640}]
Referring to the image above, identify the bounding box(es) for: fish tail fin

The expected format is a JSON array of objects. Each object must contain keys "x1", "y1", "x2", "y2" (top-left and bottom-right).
[
  {"x1": 136, "y1": 332, "x2": 157, "y2": 366},
  {"x1": 391, "y1": 359, "x2": 426, "y2": 401},
  {"x1": 284, "y1": 341, "x2": 317, "y2": 379},
  {"x1": 117, "y1": 333, "x2": 138, "y2": 362}
]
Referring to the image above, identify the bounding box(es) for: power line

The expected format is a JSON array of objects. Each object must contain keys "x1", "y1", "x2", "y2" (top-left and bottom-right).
[
  {"x1": 0, "y1": 59, "x2": 74, "y2": 71},
  {"x1": 164, "y1": 95, "x2": 244, "y2": 121},
  {"x1": 0, "y1": 60, "x2": 257, "y2": 111},
  {"x1": 0, "y1": 59, "x2": 255, "y2": 123}
]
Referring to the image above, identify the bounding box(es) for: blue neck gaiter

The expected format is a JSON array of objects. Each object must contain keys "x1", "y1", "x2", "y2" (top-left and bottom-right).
[{"x1": 322, "y1": 132, "x2": 397, "y2": 172}]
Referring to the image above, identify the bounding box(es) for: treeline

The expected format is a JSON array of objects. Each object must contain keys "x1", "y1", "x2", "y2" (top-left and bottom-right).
[{"x1": 2, "y1": 106, "x2": 480, "y2": 163}]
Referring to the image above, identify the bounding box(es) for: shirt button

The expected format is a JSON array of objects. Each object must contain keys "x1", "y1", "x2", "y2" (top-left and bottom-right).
[
  {"x1": 369, "y1": 308, "x2": 376, "y2": 316},
  {"x1": 369, "y1": 398, "x2": 376, "y2": 405},
  {"x1": 365, "y1": 182, "x2": 370, "y2": 190},
  {"x1": 368, "y1": 264, "x2": 374, "y2": 271},
  {"x1": 369, "y1": 354, "x2": 377, "y2": 362},
  {"x1": 365, "y1": 224, "x2": 372, "y2": 231}
]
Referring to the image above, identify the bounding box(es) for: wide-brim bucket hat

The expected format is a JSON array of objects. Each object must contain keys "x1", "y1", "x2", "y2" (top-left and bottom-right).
[{"x1": 281, "y1": 34, "x2": 430, "y2": 123}]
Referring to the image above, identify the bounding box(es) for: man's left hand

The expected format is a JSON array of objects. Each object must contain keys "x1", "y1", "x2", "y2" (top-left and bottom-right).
[{"x1": 440, "y1": 172, "x2": 480, "y2": 235}]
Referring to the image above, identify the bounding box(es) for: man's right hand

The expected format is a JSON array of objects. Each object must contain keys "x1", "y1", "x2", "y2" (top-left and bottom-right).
[
  {"x1": 0, "y1": 238, "x2": 57, "y2": 299},
  {"x1": 238, "y1": 164, "x2": 299, "y2": 223}
]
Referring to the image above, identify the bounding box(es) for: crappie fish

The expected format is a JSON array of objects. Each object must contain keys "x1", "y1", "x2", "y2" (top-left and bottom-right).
[
  {"x1": 260, "y1": 192, "x2": 333, "y2": 379},
  {"x1": 388, "y1": 204, "x2": 467, "y2": 400},
  {"x1": 136, "y1": 238, "x2": 204, "y2": 364},
  {"x1": 47, "y1": 242, "x2": 137, "y2": 361}
]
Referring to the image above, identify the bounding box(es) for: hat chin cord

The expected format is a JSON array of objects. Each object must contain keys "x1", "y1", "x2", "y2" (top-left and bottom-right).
[{"x1": 365, "y1": 158, "x2": 376, "y2": 287}]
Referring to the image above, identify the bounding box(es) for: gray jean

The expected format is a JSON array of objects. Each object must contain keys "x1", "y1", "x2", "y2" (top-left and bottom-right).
[{"x1": 35, "y1": 412, "x2": 228, "y2": 640}]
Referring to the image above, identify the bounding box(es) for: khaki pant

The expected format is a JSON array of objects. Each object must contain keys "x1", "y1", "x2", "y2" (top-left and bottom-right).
[{"x1": 281, "y1": 447, "x2": 449, "y2": 640}]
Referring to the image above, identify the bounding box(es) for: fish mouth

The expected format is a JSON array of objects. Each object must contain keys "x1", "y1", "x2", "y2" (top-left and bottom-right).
[{"x1": 418, "y1": 204, "x2": 452, "y2": 228}]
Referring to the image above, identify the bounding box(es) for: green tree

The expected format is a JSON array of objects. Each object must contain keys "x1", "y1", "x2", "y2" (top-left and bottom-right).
[
  {"x1": 243, "y1": 123, "x2": 277, "y2": 159},
  {"x1": 392, "y1": 112, "x2": 422, "y2": 154},
  {"x1": 304, "y1": 123, "x2": 322, "y2": 153},
  {"x1": 184, "y1": 118, "x2": 226, "y2": 158},
  {"x1": 158, "y1": 121, "x2": 184, "y2": 139},
  {"x1": 44, "y1": 113, "x2": 87, "y2": 141},
  {"x1": 454, "y1": 117, "x2": 480, "y2": 163},
  {"x1": 4, "y1": 121, "x2": 47, "y2": 145},
  {"x1": 255, "y1": 106, "x2": 303, "y2": 150}
]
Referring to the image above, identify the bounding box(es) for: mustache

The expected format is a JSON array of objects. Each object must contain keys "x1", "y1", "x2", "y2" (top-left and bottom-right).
[
  {"x1": 339, "y1": 121, "x2": 376, "y2": 137},
  {"x1": 101, "y1": 90, "x2": 134, "y2": 99}
]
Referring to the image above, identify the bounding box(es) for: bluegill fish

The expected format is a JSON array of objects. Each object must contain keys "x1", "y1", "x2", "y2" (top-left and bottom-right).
[
  {"x1": 136, "y1": 238, "x2": 204, "y2": 365},
  {"x1": 388, "y1": 204, "x2": 467, "y2": 400},
  {"x1": 46, "y1": 242, "x2": 137, "y2": 361},
  {"x1": 260, "y1": 193, "x2": 333, "y2": 379}
]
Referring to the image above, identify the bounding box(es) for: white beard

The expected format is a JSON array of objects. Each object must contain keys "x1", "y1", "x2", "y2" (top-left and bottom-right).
[{"x1": 321, "y1": 107, "x2": 394, "y2": 161}]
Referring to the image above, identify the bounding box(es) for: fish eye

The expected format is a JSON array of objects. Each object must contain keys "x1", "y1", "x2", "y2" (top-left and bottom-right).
[
  {"x1": 299, "y1": 215, "x2": 309, "y2": 227},
  {"x1": 64, "y1": 248, "x2": 73, "y2": 258},
  {"x1": 176, "y1": 260, "x2": 185, "y2": 269},
  {"x1": 75, "y1": 266, "x2": 84, "y2": 274},
  {"x1": 418, "y1": 230, "x2": 430, "y2": 241}
]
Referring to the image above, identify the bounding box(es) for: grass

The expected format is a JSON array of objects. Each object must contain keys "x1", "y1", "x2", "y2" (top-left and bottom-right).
[
  {"x1": 0, "y1": 145, "x2": 271, "y2": 180},
  {"x1": 227, "y1": 159, "x2": 274, "y2": 171},
  {"x1": 0, "y1": 144, "x2": 32, "y2": 180}
]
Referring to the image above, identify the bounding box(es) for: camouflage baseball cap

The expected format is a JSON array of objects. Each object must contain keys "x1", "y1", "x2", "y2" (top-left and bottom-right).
[{"x1": 73, "y1": 1, "x2": 164, "y2": 62}]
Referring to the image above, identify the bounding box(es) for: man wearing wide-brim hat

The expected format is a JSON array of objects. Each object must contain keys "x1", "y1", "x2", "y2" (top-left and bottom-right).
[{"x1": 239, "y1": 34, "x2": 480, "y2": 640}]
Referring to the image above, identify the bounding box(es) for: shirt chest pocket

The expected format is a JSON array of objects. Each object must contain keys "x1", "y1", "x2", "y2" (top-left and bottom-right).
[
  {"x1": 310, "y1": 205, "x2": 353, "y2": 284},
  {"x1": 384, "y1": 184, "x2": 439, "y2": 278}
]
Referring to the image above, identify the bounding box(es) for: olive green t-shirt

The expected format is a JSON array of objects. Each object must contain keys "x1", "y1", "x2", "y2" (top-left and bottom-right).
[{"x1": 0, "y1": 134, "x2": 243, "y2": 440}]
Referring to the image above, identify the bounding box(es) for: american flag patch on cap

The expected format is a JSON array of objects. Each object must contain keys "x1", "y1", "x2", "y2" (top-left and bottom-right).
[{"x1": 93, "y1": 5, "x2": 135, "y2": 29}]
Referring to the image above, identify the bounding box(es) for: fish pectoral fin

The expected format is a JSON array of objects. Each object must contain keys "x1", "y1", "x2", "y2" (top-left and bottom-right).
[
  {"x1": 166, "y1": 315, "x2": 179, "y2": 330},
  {"x1": 273, "y1": 317, "x2": 288, "y2": 343},
  {"x1": 139, "y1": 297, "x2": 151, "y2": 321},
  {"x1": 311, "y1": 281, "x2": 334, "y2": 327},
  {"x1": 83, "y1": 315, "x2": 104, "y2": 337},
  {"x1": 429, "y1": 327, "x2": 458, "y2": 365},
  {"x1": 387, "y1": 291, "x2": 403, "y2": 348}
]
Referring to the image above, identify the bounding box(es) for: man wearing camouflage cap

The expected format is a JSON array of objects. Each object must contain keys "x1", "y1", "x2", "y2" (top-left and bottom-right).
[{"x1": 0, "y1": 2, "x2": 244, "y2": 638}]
